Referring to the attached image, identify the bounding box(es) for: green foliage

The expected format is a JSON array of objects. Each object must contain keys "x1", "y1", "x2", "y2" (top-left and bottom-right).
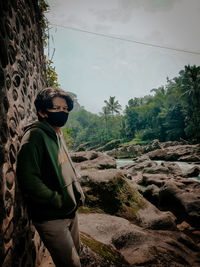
[
  {"x1": 38, "y1": 5, "x2": 200, "y2": 146},
  {"x1": 179, "y1": 65, "x2": 200, "y2": 142},
  {"x1": 96, "y1": 139, "x2": 121, "y2": 151},
  {"x1": 122, "y1": 65, "x2": 200, "y2": 144},
  {"x1": 62, "y1": 127, "x2": 74, "y2": 149},
  {"x1": 65, "y1": 65, "x2": 200, "y2": 150},
  {"x1": 38, "y1": 1, "x2": 60, "y2": 87},
  {"x1": 68, "y1": 105, "x2": 123, "y2": 149},
  {"x1": 121, "y1": 136, "x2": 149, "y2": 146},
  {"x1": 45, "y1": 59, "x2": 60, "y2": 87},
  {"x1": 38, "y1": 0, "x2": 49, "y2": 46},
  {"x1": 104, "y1": 96, "x2": 122, "y2": 115}
]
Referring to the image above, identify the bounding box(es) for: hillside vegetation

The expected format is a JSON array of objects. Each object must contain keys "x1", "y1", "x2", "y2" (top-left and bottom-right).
[{"x1": 64, "y1": 65, "x2": 200, "y2": 150}]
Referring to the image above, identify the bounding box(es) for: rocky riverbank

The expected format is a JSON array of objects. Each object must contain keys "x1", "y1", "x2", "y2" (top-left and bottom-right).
[
  {"x1": 68, "y1": 148, "x2": 200, "y2": 266},
  {"x1": 107, "y1": 139, "x2": 200, "y2": 164}
]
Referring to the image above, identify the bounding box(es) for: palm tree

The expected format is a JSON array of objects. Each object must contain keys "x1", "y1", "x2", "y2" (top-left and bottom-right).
[
  {"x1": 99, "y1": 106, "x2": 111, "y2": 136},
  {"x1": 104, "y1": 96, "x2": 122, "y2": 115}
]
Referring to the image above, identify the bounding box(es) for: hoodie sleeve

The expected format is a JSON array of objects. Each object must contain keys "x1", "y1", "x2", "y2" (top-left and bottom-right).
[{"x1": 17, "y1": 130, "x2": 62, "y2": 209}]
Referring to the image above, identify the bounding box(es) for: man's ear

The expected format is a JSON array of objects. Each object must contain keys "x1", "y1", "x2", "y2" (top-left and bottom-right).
[{"x1": 38, "y1": 110, "x2": 48, "y2": 118}]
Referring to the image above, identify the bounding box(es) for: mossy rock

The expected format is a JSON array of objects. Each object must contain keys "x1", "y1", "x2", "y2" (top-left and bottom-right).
[
  {"x1": 81, "y1": 173, "x2": 145, "y2": 222},
  {"x1": 80, "y1": 233, "x2": 129, "y2": 266},
  {"x1": 97, "y1": 139, "x2": 121, "y2": 151}
]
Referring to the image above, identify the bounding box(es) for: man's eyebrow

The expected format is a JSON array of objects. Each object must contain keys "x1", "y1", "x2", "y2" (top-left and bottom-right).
[{"x1": 53, "y1": 105, "x2": 68, "y2": 107}]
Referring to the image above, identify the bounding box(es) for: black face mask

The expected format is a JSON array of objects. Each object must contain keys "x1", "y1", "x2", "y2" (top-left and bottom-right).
[{"x1": 46, "y1": 111, "x2": 69, "y2": 127}]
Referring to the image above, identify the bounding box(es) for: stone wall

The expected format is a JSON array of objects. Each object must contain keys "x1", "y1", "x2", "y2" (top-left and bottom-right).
[{"x1": 0, "y1": 0, "x2": 46, "y2": 266}]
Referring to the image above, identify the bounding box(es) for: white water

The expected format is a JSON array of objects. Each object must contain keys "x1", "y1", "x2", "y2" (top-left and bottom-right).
[
  {"x1": 116, "y1": 158, "x2": 133, "y2": 168},
  {"x1": 116, "y1": 158, "x2": 200, "y2": 182},
  {"x1": 156, "y1": 160, "x2": 200, "y2": 182}
]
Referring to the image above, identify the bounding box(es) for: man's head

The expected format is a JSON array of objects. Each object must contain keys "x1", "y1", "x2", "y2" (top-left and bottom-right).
[{"x1": 34, "y1": 87, "x2": 74, "y2": 126}]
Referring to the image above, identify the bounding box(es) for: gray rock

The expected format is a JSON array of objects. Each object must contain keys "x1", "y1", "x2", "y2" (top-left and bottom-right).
[
  {"x1": 79, "y1": 213, "x2": 200, "y2": 266},
  {"x1": 159, "y1": 180, "x2": 200, "y2": 228},
  {"x1": 148, "y1": 144, "x2": 200, "y2": 162},
  {"x1": 161, "y1": 161, "x2": 183, "y2": 176},
  {"x1": 144, "y1": 139, "x2": 161, "y2": 152},
  {"x1": 70, "y1": 150, "x2": 102, "y2": 162},
  {"x1": 143, "y1": 184, "x2": 160, "y2": 205},
  {"x1": 183, "y1": 166, "x2": 200, "y2": 177},
  {"x1": 71, "y1": 151, "x2": 117, "y2": 170},
  {"x1": 79, "y1": 169, "x2": 176, "y2": 230},
  {"x1": 107, "y1": 145, "x2": 145, "y2": 159}
]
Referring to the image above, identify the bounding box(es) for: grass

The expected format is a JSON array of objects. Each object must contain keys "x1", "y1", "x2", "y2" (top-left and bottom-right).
[
  {"x1": 80, "y1": 173, "x2": 146, "y2": 222},
  {"x1": 121, "y1": 138, "x2": 150, "y2": 147},
  {"x1": 80, "y1": 233, "x2": 128, "y2": 266}
]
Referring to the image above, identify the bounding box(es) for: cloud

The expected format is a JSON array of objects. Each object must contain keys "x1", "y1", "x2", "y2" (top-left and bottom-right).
[
  {"x1": 90, "y1": 6, "x2": 133, "y2": 24},
  {"x1": 90, "y1": 0, "x2": 182, "y2": 25},
  {"x1": 119, "y1": 0, "x2": 182, "y2": 13}
]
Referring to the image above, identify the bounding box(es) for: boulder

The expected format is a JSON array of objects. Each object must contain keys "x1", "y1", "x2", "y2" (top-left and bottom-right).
[
  {"x1": 74, "y1": 142, "x2": 93, "y2": 152},
  {"x1": 135, "y1": 200, "x2": 176, "y2": 230},
  {"x1": 120, "y1": 157, "x2": 158, "y2": 181},
  {"x1": 144, "y1": 139, "x2": 161, "y2": 153},
  {"x1": 70, "y1": 151, "x2": 117, "y2": 170},
  {"x1": 162, "y1": 140, "x2": 183, "y2": 147},
  {"x1": 143, "y1": 165, "x2": 170, "y2": 174},
  {"x1": 107, "y1": 145, "x2": 145, "y2": 159},
  {"x1": 140, "y1": 173, "x2": 171, "y2": 187},
  {"x1": 70, "y1": 150, "x2": 102, "y2": 162},
  {"x1": 69, "y1": 147, "x2": 200, "y2": 266},
  {"x1": 79, "y1": 169, "x2": 176, "y2": 230},
  {"x1": 79, "y1": 213, "x2": 200, "y2": 266},
  {"x1": 148, "y1": 144, "x2": 200, "y2": 162},
  {"x1": 139, "y1": 164, "x2": 174, "y2": 187},
  {"x1": 105, "y1": 142, "x2": 200, "y2": 164},
  {"x1": 143, "y1": 184, "x2": 160, "y2": 206},
  {"x1": 148, "y1": 149, "x2": 171, "y2": 160},
  {"x1": 80, "y1": 233, "x2": 128, "y2": 266},
  {"x1": 97, "y1": 139, "x2": 121, "y2": 152},
  {"x1": 120, "y1": 155, "x2": 200, "y2": 229},
  {"x1": 183, "y1": 166, "x2": 200, "y2": 178},
  {"x1": 161, "y1": 161, "x2": 183, "y2": 176},
  {"x1": 159, "y1": 180, "x2": 200, "y2": 228},
  {"x1": 179, "y1": 154, "x2": 200, "y2": 163}
]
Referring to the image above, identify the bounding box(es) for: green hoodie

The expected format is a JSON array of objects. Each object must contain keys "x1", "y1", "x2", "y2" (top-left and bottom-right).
[{"x1": 17, "y1": 121, "x2": 84, "y2": 221}]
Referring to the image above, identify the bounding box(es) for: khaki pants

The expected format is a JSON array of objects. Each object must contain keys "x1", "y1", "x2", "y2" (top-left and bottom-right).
[{"x1": 34, "y1": 213, "x2": 81, "y2": 267}]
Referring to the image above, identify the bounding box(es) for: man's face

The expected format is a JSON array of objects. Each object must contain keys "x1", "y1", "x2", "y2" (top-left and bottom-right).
[{"x1": 47, "y1": 97, "x2": 69, "y2": 113}]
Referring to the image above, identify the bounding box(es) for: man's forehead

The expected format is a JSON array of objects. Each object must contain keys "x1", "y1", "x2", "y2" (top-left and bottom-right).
[{"x1": 52, "y1": 97, "x2": 68, "y2": 106}]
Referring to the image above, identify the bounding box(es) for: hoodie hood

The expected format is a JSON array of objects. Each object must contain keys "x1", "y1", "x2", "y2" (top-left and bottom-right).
[{"x1": 23, "y1": 121, "x2": 58, "y2": 142}]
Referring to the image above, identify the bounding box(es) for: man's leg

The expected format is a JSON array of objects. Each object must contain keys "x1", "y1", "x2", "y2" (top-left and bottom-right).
[
  {"x1": 34, "y1": 217, "x2": 81, "y2": 267},
  {"x1": 69, "y1": 213, "x2": 81, "y2": 254}
]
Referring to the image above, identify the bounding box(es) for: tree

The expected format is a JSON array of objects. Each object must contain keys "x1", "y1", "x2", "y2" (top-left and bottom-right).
[
  {"x1": 99, "y1": 106, "x2": 111, "y2": 138},
  {"x1": 179, "y1": 65, "x2": 200, "y2": 142},
  {"x1": 67, "y1": 92, "x2": 84, "y2": 112},
  {"x1": 104, "y1": 96, "x2": 122, "y2": 115}
]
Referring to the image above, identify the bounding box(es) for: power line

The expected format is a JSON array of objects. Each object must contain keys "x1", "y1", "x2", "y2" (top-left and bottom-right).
[{"x1": 49, "y1": 23, "x2": 200, "y2": 56}]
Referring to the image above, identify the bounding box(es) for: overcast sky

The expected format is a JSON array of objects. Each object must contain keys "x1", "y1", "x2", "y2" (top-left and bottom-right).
[{"x1": 46, "y1": 0, "x2": 200, "y2": 113}]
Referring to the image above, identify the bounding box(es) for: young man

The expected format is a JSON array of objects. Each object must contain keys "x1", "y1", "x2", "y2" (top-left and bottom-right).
[{"x1": 17, "y1": 87, "x2": 85, "y2": 267}]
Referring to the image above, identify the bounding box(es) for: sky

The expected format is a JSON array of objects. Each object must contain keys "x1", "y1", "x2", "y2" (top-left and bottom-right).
[{"x1": 45, "y1": 0, "x2": 200, "y2": 114}]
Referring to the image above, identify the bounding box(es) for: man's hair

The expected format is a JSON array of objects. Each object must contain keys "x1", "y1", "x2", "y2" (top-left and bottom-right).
[{"x1": 34, "y1": 87, "x2": 74, "y2": 119}]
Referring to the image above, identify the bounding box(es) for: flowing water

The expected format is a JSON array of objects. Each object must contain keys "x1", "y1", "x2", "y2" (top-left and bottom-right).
[
  {"x1": 116, "y1": 158, "x2": 200, "y2": 182},
  {"x1": 116, "y1": 158, "x2": 134, "y2": 168}
]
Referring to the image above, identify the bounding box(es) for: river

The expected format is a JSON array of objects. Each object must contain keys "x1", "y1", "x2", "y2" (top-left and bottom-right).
[{"x1": 116, "y1": 158, "x2": 200, "y2": 182}]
